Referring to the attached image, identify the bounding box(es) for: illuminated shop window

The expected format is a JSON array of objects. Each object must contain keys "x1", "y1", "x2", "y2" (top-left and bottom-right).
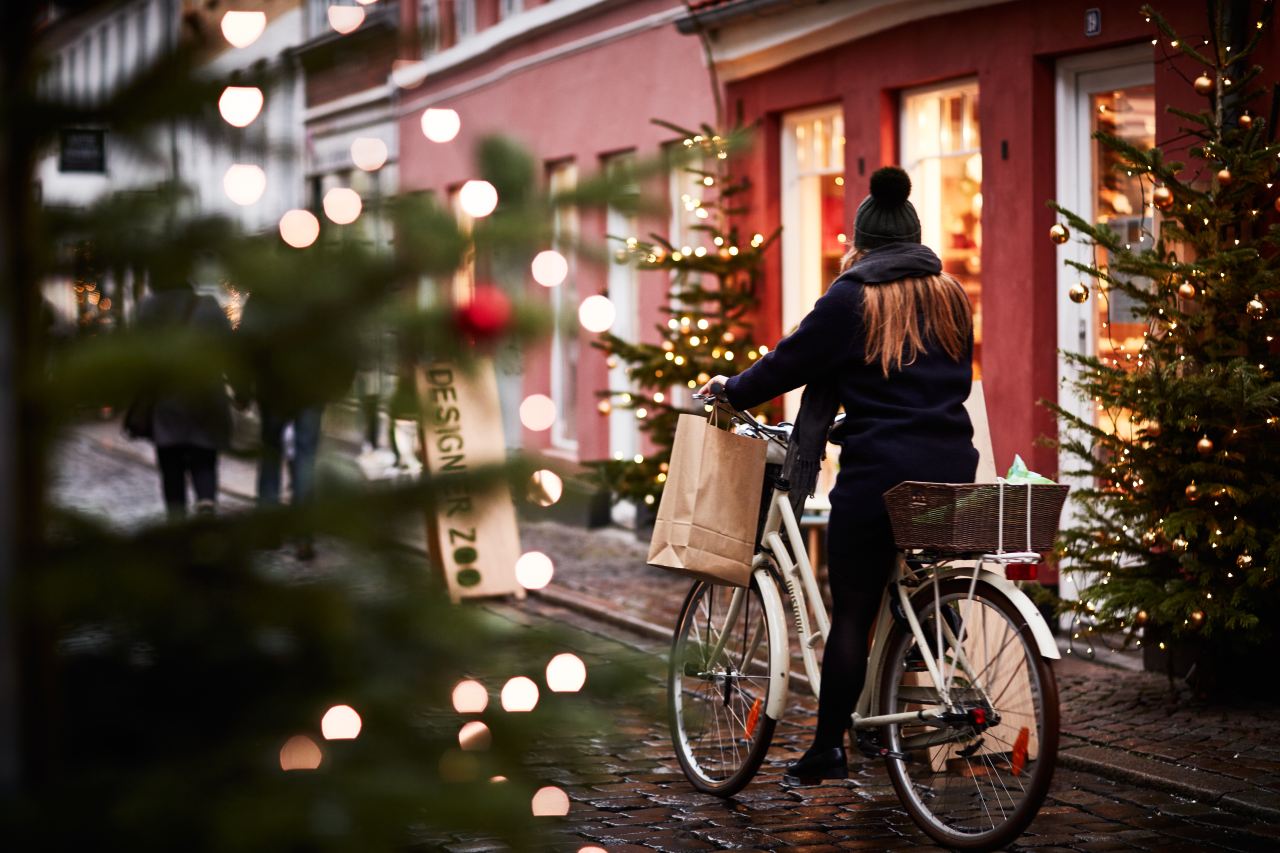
[
  {"x1": 1091, "y1": 85, "x2": 1155, "y2": 433},
  {"x1": 901, "y1": 80, "x2": 983, "y2": 377}
]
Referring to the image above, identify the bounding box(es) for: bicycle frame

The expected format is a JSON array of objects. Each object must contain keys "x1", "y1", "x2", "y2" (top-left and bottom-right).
[{"x1": 739, "y1": 480, "x2": 1060, "y2": 730}]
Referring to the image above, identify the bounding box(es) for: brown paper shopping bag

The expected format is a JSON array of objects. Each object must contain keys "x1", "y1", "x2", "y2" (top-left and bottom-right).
[{"x1": 647, "y1": 413, "x2": 767, "y2": 587}]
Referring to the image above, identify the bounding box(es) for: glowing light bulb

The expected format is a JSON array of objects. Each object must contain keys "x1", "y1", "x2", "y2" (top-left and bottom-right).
[
  {"x1": 279, "y1": 735, "x2": 322, "y2": 771},
  {"x1": 278, "y1": 209, "x2": 320, "y2": 248},
  {"x1": 528, "y1": 469, "x2": 563, "y2": 507},
  {"x1": 545, "y1": 653, "x2": 587, "y2": 692},
  {"x1": 218, "y1": 86, "x2": 263, "y2": 127},
  {"x1": 320, "y1": 705, "x2": 362, "y2": 740},
  {"x1": 322, "y1": 187, "x2": 362, "y2": 224},
  {"x1": 501, "y1": 676, "x2": 539, "y2": 712},
  {"x1": 223, "y1": 164, "x2": 266, "y2": 206},
  {"x1": 421, "y1": 107, "x2": 461, "y2": 143},
  {"x1": 350, "y1": 137, "x2": 388, "y2": 171},
  {"x1": 221, "y1": 11, "x2": 266, "y2": 48},
  {"x1": 458, "y1": 180, "x2": 498, "y2": 218},
  {"x1": 531, "y1": 250, "x2": 568, "y2": 287},
  {"x1": 578, "y1": 294, "x2": 616, "y2": 332},
  {"x1": 451, "y1": 679, "x2": 488, "y2": 714},
  {"x1": 458, "y1": 721, "x2": 491, "y2": 751},
  {"x1": 515, "y1": 551, "x2": 554, "y2": 590},
  {"x1": 518, "y1": 394, "x2": 555, "y2": 431},
  {"x1": 328, "y1": 5, "x2": 365, "y2": 33},
  {"x1": 531, "y1": 786, "x2": 570, "y2": 816}
]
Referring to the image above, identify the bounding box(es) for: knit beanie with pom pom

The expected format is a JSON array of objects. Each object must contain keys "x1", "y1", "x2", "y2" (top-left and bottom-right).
[{"x1": 853, "y1": 166, "x2": 921, "y2": 250}]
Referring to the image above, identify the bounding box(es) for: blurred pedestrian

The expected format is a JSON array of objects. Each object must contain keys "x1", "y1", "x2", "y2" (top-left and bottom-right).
[{"x1": 131, "y1": 281, "x2": 233, "y2": 517}]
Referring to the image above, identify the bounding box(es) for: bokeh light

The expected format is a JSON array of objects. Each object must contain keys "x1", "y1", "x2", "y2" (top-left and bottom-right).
[
  {"x1": 531, "y1": 786, "x2": 570, "y2": 816},
  {"x1": 320, "y1": 704, "x2": 362, "y2": 740},
  {"x1": 328, "y1": 5, "x2": 365, "y2": 33},
  {"x1": 223, "y1": 164, "x2": 266, "y2": 206},
  {"x1": 458, "y1": 180, "x2": 498, "y2": 218},
  {"x1": 545, "y1": 653, "x2": 587, "y2": 692},
  {"x1": 578, "y1": 294, "x2": 616, "y2": 333},
  {"x1": 501, "y1": 676, "x2": 540, "y2": 712},
  {"x1": 278, "y1": 209, "x2": 320, "y2": 248},
  {"x1": 458, "y1": 721, "x2": 491, "y2": 751},
  {"x1": 279, "y1": 735, "x2": 322, "y2": 771},
  {"x1": 527, "y1": 469, "x2": 563, "y2": 507},
  {"x1": 451, "y1": 679, "x2": 489, "y2": 714},
  {"x1": 420, "y1": 107, "x2": 461, "y2": 142},
  {"x1": 322, "y1": 187, "x2": 362, "y2": 224},
  {"x1": 531, "y1": 250, "x2": 568, "y2": 287},
  {"x1": 518, "y1": 394, "x2": 556, "y2": 431},
  {"x1": 579, "y1": 848, "x2": 608, "y2": 853},
  {"x1": 515, "y1": 551, "x2": 554, "y2": 590},
  {"x1": 350, "y1": 137, "x2": 388, "y2": 171},
  {"x1": 220, "y1": 11, "x2": 266, "y2": 48},
  {"x1": 218, "y1": 86, "x2": 263, "y2": 128}
]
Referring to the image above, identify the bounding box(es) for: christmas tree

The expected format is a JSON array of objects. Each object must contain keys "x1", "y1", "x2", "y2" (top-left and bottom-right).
[
  {"x1": 1050, "y1": 3, "x2": 1280, "y2": 672},
  {"x1": 591, "y1": 122, "x2": 779, "y2": 508}
]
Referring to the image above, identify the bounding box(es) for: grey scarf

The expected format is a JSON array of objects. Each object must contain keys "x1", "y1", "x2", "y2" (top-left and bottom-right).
[{"x1": 780, "y1": 243, "x2": 943, "y2": 517}]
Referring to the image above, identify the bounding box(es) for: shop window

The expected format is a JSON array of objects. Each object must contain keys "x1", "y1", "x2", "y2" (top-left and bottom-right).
[
  {"x1": 780, "y1": 106, "x2": 846, "y2": 413},
  {"x1": 419, "y1": 1, "x2": 440, "y2": 52},
  {"x1": 901, "y1": 80, "x2": 982, "y2": 377},
  {"x1": 1090, "y1": 84, "x2": 1155, "y2": 435},
  {"x1": 455, "y1": 0, "x2": 476, "y2": 40},
  {"x1": 547, "y1": 160, "x2": 579, "y2": 450},
  {"x1": 500, "y1": 0, "x2": 523, "y2": 19}
]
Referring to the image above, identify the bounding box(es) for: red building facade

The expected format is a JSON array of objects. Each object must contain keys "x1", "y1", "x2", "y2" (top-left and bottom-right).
[{"x1": 395, "y1": 0, "x2": 1278, "y2": 483}]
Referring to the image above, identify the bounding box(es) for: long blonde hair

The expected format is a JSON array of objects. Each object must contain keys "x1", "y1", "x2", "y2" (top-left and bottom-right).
[{"x1": 841, "y1": 247, "x2": 973, "y2": 377}]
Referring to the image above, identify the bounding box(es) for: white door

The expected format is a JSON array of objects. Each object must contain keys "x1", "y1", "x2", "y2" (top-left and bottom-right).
[
  {"x1": 1054, "y1": 45, "x2": 1155, "y2": 604},
  {"x1": 604, "y1": 153, "x2": 639, "y2": 464}
]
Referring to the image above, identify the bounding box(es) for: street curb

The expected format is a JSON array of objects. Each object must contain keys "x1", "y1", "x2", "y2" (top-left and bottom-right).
[{"x1": 1058, "y1": 744, "x2": 1280, "y2": 822}]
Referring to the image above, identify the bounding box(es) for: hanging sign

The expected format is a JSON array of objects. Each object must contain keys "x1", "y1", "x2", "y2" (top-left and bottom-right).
[{"x1": 417, "y1": 360, "x2": 524, "y2": 602}]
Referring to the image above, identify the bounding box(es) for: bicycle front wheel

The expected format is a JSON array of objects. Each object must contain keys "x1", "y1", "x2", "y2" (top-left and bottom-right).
[
  {"x1": 668, "y1": 575, "x2": 779, "y2": 796},
  {"x1": 878, "y1": 577, "x2": 1059, "y2": 851}
]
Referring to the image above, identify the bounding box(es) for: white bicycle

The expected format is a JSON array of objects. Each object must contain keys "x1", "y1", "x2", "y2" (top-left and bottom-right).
[{"x1": 668, "y1": 392, "x2": 1062, "y2": 852}]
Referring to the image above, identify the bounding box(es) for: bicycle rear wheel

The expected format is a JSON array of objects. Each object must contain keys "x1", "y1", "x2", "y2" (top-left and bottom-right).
[
  {"x1": 668, "y1": 576, "x2": 779, "y2": 796},
  {"x1": 878, "y1": 577, "x2": 1059, "y2": 851}
]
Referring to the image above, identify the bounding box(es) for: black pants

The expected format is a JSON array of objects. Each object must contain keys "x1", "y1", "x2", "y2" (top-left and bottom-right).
[
  {"x1": 813, "y1": 509, "x2": 899, "y2": 749},
  {"x1": 156, "y1": 444, "x2": 218, "y2": 516}
]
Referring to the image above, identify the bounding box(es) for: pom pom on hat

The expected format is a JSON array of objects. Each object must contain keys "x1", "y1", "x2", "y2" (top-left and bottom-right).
[
  {"x1": 868, "y1": 166, "x2": 912, "y2": 207},
  {"x1": 855, "y1": 165, "x2": 921, "y2": 250}
]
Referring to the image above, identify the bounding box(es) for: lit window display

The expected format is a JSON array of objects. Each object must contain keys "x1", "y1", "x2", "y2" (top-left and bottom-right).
[{"x1": 901, "y1": 81, "x2": 982, "y2": 377}]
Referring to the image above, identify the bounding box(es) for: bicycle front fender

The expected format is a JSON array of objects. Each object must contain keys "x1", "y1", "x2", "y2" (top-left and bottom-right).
[
  {"x1": 973, "y1": 568, "x2": 1061, "y2": 660},
  {"x1": 752, "y1": 566, "x2": 792, "y2": 720}
]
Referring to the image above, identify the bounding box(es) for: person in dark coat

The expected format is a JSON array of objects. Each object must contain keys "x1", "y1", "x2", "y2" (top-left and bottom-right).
[
  {"x1": 134, "y1": 283, "x2": 233, "y2": 517},
  {"x1": 699, "y1": 166, "x2": 978, "y2": 785}
]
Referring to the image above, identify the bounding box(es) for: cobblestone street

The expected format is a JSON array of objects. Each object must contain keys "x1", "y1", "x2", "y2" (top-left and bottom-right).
[{"x1": 55, "y1": 423, "x2": 1280, "y2": 852}]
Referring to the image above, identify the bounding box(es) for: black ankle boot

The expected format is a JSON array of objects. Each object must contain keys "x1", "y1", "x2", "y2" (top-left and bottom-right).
[{"x1": 783, "y1": 745, "x2": 848, "y2": 786}]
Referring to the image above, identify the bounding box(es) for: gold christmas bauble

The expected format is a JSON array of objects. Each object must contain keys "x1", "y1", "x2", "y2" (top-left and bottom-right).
[
  {"x1": 1275, "y1": 196, "x2": 1280, "y2": 214},
  {"x1": 1247, "y1": 295, "x2": 1267, "y2": 319},
  {"x1": 1237, "y1": 552, "x2": 1254, "y2": 568},
  {"x1": 1153, "y1": 185, "x2": 1174, "y2": 210},
  {"x1": 596, "y1": 400, "x2": 612, "y2": 415},
  {"x1": 1217, "y1": 168, "x2": 1234, "y2": 186},
  {"x1": 1185, "y1": 481, "x2": 1200, "y2": 501},
  {"x1": 1049, "y1": 223, "x2": 1070, "y2": 244},
  {"x1": 1194, "y1": 74, "x2": 1214, "y2": 94},
  {"x1": 1239, "y1": 113, "x2": 1253, "y2": 129},
  {"x1": 1196, "y1": 435, "x2": 1214, "y2": 455},
  {"x1": 1135, "y1": 609, "x2": 1149, "y2": 626},
  {"x1": 1178, "y1": 281, "x2": 1197, "y2": 299},
  {"x1": 1069, "y1": 282, "x2": 1090, "y2": 304},
  {"x1": 1189, "y1": 610, "x2": 1205, "y2": 627}
]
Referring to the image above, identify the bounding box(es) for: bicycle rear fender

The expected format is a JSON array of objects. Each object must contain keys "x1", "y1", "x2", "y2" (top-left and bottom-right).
[
  {"x1": 967, "y1": 568, "x2": 1061, "y2": 660},
  {"x1": 752, "y1": 566, "x2": 792, "y2": 720}
]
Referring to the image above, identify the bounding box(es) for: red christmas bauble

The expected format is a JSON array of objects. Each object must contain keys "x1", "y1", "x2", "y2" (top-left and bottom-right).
[{"x1": 455, "y1": 285, "x2": 513, "y2": 340}]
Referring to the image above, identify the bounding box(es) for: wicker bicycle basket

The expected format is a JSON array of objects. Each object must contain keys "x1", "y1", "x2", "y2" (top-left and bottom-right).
[{"x1": 883, "y1": 481, "x2": 1070, "y2": 554}]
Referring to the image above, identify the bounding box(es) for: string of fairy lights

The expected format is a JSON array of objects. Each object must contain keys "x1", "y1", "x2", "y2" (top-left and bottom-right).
[{"x1": 1047, "y1": 3, "x2": 1278, "y2": 646}]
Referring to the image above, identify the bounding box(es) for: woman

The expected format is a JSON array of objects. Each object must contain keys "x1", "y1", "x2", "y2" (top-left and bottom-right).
[
  {"x1": 699, "y1": 166, "x2": 978, "y2": 784},
  {"x1": 134, "y1": 281, "x2": 233, "y2": 517}
]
